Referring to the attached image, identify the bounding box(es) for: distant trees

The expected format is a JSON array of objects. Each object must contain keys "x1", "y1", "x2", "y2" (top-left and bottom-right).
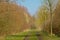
[{"x1": 35, "y1": 5, "x2": 49, "y2": 31}]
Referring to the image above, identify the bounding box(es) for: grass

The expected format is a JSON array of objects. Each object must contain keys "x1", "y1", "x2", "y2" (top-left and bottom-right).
[
  {"x1": 41, "y1": 31, "x2": 60, "y2": 40},
  {"x1": 5, "y1": 30, "x2": 60, "y2": 40}
]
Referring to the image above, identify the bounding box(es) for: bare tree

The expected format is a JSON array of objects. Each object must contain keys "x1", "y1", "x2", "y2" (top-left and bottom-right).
[{"x1": 44, "y1": 0, "x2": 58, "y2": 36}]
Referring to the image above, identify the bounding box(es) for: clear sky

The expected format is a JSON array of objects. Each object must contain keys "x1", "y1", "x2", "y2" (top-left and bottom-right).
[{"x1": 16, "y1": 0, "x2": 43, "y2": 15}]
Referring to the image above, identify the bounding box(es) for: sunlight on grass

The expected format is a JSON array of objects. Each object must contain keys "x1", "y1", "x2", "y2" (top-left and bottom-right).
[{"x1": 5, "y1": 30, "x2": 60, "y2": 40}]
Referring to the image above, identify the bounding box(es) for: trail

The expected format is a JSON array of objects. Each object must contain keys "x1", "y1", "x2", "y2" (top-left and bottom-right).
[
  {"x1": 23, "y1": 32, "x2": 43, "y2": 40},
  {"x1": 36, "y1": 32, "x2": 43, "y2": 40}
]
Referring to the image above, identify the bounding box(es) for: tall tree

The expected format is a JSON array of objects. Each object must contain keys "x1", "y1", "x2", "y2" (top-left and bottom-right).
[{"x1": 44, "y1": 0, "x2": 58, "y2": 36}]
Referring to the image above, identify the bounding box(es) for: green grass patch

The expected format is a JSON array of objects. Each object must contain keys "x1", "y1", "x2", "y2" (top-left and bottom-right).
[
  {"x1": 5, "y1": 31, "x2": 40, "y2": 40},
  {"x1": 5, "y1": 30, "x2": 60, "y2": 40}
]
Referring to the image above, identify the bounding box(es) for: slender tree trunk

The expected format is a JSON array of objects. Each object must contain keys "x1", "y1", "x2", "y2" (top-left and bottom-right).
[{"x1": 47, "y1": 0, "x2": 53, "y2": 36}]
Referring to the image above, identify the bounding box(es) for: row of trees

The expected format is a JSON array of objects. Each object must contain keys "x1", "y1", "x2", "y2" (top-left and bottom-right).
[
  {"x1": 0, "y1": 0, "x2": 33, "y2": 36},
  {"x1": 35, "y1": 0, "x2": 60, "y2": 37}
]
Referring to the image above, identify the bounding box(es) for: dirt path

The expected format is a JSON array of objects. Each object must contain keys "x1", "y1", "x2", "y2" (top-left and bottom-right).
[
  {"x1": 23, "y1": 35, "x2": 29, "y2": 40},
  {"x1": 23, "y1": 32, "x2": 43, "y2": 40},
  {"x1": 36, "y1": 32, "x2": 43, "y2": 40}
]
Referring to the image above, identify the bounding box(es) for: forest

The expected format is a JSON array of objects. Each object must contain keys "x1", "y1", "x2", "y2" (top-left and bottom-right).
[{"x1": 0, "y1": 0, "x2": 60, "y2": 40}]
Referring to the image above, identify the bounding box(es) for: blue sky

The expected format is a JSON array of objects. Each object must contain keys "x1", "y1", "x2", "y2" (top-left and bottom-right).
[{"x1": 17, "y1": 0, "x2": 43, "y2": 15}]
